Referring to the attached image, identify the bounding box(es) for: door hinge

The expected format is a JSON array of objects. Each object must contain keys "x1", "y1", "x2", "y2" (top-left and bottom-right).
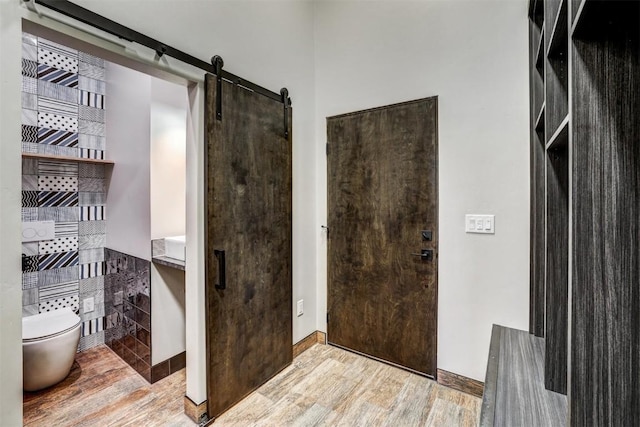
[
  {"x1": 326, "y1": 143, "x2": 329, "y2": 156},
  {"x1": 326, "y1": 312, "x2": 329, "y2": 323}
]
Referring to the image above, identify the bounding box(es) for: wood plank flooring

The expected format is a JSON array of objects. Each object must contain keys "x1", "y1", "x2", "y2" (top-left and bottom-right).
[{"x1": 24, "y1": 344, "x2": 480, "y2": 426}]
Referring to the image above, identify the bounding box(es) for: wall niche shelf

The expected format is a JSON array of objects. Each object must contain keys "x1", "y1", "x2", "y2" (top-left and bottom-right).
[{"x1": 21, "y1": 152, "x2": 114, "y2": 165}]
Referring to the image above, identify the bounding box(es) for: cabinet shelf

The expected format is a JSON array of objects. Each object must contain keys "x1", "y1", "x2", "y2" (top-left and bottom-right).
[
  {"x1": 572, "y1": 0, "x2": 639, "y2": 39},
  {"x1": 535, "y1": 102, "x2": 546, "y2": 132},
  {"x1": 21, "y1": 152, "x2": 114, "y2": 165},
  {"x1": 547, "y1": 0, "x2": 567, "y2": 58},
  {"x1": 545, "y1": 115, "x2": 569, "y2": 150},
  {"x1": 535, "y1": 29, "x2": 545, "y2": 74}
]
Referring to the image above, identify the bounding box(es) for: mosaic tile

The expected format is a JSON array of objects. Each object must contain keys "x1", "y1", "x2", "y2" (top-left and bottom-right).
[
  {"x1": 80, "y1": 149, "x2": 105, "y2": 160},
  {"x1": 78, "y1": 220, "x2": 106, "y2": 236},
  {"x1": 38, "y1": 176, "x2": 78, "y2": 192},
  {"x1": 22, "y1": 158, "x2": 38, "y2": 174},
  {"x1": 79, "y1": 192, "x2": 105, "y2": 206},
  {"x1": 38, "y1": 38, "x2": 78, "y2": 58},
  {"x1": 23, "y1": 304, "x2": 38, "y2": 316},
  {"x1": 78, "y1": 52, "x2": 104, "y2": 68},
  {"x1": 22, "y1": 124, "x2": 37, "y2": 143},
  {"x1": 38, "y1": 97, "x2": 78, "y2": 117},
  {"x1": 78, "y1": 134, "x2": 106, "y2": 151},
  {"x1": 79, "y1": 248, "x2": 105, "y2": 264},
  {"x1": 22, "y1": 288, "x2": 38, "y2": 306},
  {"x1": 78, "y1": 120, "x2": 105, "y2": 136},
  {"x1": 38, "y1": 112, "x2": 78, "y2": 132},
  {"x1": 22, "y1": 255, "x2": 38, "y2": 272},
  {"x1": 78, "y1": 178, "x2": 105, "y2": 193},
  {"x1": 38, "y1": 160, "x2": 78, "y2": 176},
  {"x1": 39, "y1": 295, "x2": 79, "y2": 313},
  {"x1": 78, "y1": 62, "x2": 105, "y2": 79},
  {"x1": 22, "y1": 191, "x2": 38, "y2": 207},
  {"x1": 55, "y1": 221, "x2": 79, "y2": 237},
  {"x1": 79, "y1": 206, "x2": 105, "y2": 221},
  {"x1": 79, "y1": 276, "x2": 105, "y2": 294},
  {"x1": 21, "y1": 208, "x2": 38, "y2": 221},
  {"x1": 81, "y1": 262, "x2": 105, "y2": 279},
  {"x1": 38, "y1": 80, "x2": 77, "y2": 103},
  {"x1": 37, "y1": 144, "x2": 79, "y2": 158},
  {"x1": 39, "y1": 236, "x2": 78, "y2": 254},
  {"x1": 79, "y1": 91, "x2": 104, "y2": 109},
  {"x1": 22, "y1": 32, "x2": 37, "y2": 47},
  {"x1": 39, "y1": 280, "x2": 79, "y2": 301},
  {"x1": 78, "y1": 331, "x2": 105, "y2": 352},
  {"x1": 22, "y1": 272, "x2": 38, "y2": 290},
  {"x1": 37, "y1": 64, "x2": 78, "y2": 87},
  {"x1": 78, "y1": 105, "x2": 105, "y2": 122},
  {"x1": 38, "y1": 47, "x2": 78, "y2": 74},
  {"x1": 22, "y1": 175, "x2": 37, "y2": 191},
  {"x1": 22, "y1": 59, "x2": 37, "y2": 78},
  {"x1": 21, "y1": 242, "x2": 38, "y2": 256},
  {"x1": 22, "y1": 108, "x2": 37, "y2": 126},
  {"x1": 38, "y1": 251, "x2": 79, "y2": 270},
  {"x1": 38, "y1": 266, "x2": 79, "y2": 285},
  {"x1": 79, "y1": 76, "x2": 106, "y2": 95},
  {"x1": 38, "y1": 191, "x2": 79, "y2": 207},
  {"x1": 23, "y1": 76, "x2": 37, "y2": 94},
  {"x1": 79, "y1": 234, "x2": 106, "y2": 250},
  {"x1": 22, "y1": 142, "x2": 38, "y2": 154},
  {"x1": 38, "y1": 207, "x2": 79, "y2": 222},
  {"x1": 22, "y1": 42, "x2": 37, "y2": 62}
]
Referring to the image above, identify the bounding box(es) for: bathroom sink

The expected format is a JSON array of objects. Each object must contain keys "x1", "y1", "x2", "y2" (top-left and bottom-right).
[{"x1": 165, "y1": 235, "x2": 186, "y2": 261}]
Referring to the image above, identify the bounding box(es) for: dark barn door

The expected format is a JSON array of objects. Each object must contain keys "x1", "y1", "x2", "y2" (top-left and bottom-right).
[
  {"x1": 327, "y1": 97, "x2": 438, "y2": 377},
  {"x1": 205, "y1": 75, "x2": 292, "y2": 418}
]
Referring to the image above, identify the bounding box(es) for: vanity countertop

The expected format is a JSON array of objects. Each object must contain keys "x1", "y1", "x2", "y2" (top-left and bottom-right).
[{"x1": 152, "y1": 256, "x2": 185, "y2": 271}]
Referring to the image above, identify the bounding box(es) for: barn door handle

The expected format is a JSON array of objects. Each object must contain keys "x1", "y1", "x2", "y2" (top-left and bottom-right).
[
  {"x1": 411, "y1": 249, "x2": 433, "y2": 261},
  {"x1": 214, "y1": 249, "x2": 226, "y2": 290}
]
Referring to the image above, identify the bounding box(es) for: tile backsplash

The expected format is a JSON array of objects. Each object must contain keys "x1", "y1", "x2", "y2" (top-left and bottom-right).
[{"x1": 21, "y1": 32, "x2": 107, "y2": 352}]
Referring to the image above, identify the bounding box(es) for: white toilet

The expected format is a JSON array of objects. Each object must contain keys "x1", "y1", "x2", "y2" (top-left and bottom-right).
[{"x1": 22, "y1": 308, "x2": 81, "y2": 392}]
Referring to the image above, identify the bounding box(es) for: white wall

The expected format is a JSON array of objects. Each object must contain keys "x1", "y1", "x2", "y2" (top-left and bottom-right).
[
  {"x1": 150, "y1": 79, "x2": 187, "y2": 240},
  {"x1": 105, "y1": 62, "x2": 152, "y2": 260},
  {"x1": 151, "y1": 264, "x2": 186, "y2": 364},
  {"x1": 314, "y1": 0, "x2": 530, "y2": 381}
]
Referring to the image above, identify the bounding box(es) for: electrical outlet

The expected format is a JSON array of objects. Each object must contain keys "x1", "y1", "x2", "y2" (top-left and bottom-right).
[
  {"x1": 297, "y1": 299, "x2": 304, "y2": 317},
  {"x1": 83, "y1": 297, "x2": 95, "y2": 313}
]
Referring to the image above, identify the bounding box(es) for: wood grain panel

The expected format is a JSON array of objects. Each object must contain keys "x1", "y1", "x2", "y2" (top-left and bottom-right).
[
  {"x1": 327, "y1": 97, "x2": 438, "y2": 377},
  {"x1": 571, "y1": 8, "x2": 640, "y2": 425},
  {"x1": 491, "y1": 326, "x2": 567, "y2": 427},
  {"x1": 205, "y1": 76, "x2": 292, "y2": 419},
  {"x1": 544, "y1": 138, "x2": 568, "y2": 394},
  {"x1": 437, "y1": 369, "x2": 484, "y2": 398}
]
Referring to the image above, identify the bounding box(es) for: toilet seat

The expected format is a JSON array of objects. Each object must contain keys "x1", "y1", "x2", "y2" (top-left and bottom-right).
[{"x1": 22, "y1": 308, "x2": 81, "y2": 343}]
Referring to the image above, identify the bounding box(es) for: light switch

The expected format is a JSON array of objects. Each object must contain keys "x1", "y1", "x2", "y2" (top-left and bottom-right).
[
  {"x1": 22, "y1": 221, "x2": 55, "y2": 242},
  {"x1": 465, "y1": 214, "x2": 495, "y2": 234}
]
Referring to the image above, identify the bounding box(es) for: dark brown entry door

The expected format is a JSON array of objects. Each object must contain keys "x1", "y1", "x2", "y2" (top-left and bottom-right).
[
  {"x1": 327, "y1": 97, "x2": 438, "y2": 377},
  {"x1": 205, "y1": 75, "x2": 292, "y2": 418}
]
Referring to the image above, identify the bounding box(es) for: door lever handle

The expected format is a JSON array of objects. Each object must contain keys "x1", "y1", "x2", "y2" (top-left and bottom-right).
[{"x1": 411, "y1": 249, "x2": 433, "y2": 261}]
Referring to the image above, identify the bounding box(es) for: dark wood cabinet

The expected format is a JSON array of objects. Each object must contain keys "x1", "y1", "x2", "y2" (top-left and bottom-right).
[{"x1": 528, "y1": 0, "x2": 640, "y2": 424}]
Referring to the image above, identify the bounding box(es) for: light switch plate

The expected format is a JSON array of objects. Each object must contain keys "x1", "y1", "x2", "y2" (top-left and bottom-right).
[
  {"x1": 465, "y1": 214, "x2": 495, "y2": 234},
  {"x1": 83, "y1": 297, "x2": 95, "y2": 313},
  {"x1": 22, "y1": 221, "x2": 55, "y2": 242}
]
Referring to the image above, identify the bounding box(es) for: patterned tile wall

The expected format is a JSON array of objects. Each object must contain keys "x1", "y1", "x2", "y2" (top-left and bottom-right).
[
  {"x1": 21, "y1": 32, "x2": 108, "y2": 352},
  {"x1": 104, "y1": 249, "x2": 152, "y2": 382}
]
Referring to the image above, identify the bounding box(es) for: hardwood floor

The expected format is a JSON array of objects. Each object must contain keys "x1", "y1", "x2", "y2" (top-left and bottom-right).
[{"x1": 24, "y1": 344, "x2": 480, "y2": 426}]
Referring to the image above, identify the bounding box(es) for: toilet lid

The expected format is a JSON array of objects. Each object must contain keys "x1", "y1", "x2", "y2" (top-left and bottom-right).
[{"x1": 22, "y1": 308, "x2": 80, "y2": 340}]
